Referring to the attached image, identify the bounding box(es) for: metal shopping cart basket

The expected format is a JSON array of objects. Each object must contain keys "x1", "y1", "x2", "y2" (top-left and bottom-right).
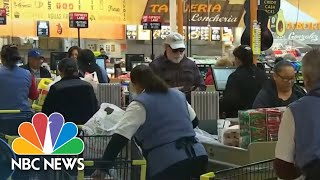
[
  {"x1": 201, "y1": 159, "x2": 277, "y2": 180},
  {"x1": 3, "y1": 126, "x2": 147, "y2": 180},
  {"x1": 75, "y1": 130, "x2": 147, "y2": 180}
]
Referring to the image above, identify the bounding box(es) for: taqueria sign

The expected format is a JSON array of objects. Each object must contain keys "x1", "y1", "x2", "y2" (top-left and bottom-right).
[{"x1": 143, "y1": 0, "x2": 244, "y2": 27}]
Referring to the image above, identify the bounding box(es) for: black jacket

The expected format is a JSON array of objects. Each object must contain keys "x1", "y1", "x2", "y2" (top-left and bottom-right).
[
  {"x1": 20, "y1": 64, "x2": 52, "y2": 78},
  {"x1": 252, "y1": 80, "x2": 306, "y2": 108},
  {"x1": 220, "y1": 65, "x2": 268, "y2": 118},
  {"x1": 42, "y1": 76, "x2": 98, "y2": 125}
]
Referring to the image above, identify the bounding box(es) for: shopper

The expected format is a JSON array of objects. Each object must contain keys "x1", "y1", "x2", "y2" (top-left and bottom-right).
[
  {"x1": 274, "y1": 49, "x2": 320, "y2": 179},
  {"x1": 149, "y1": 32, "x2": 206, "y2": 103},
  {"x1": 253, "y1": 60, "x2": 305, "y2": 108},
  {"x1": 77, "y1": 49, "x2": 109, "y2": 83},
  {"x1": 205, "y1": 57, "x2": 233, "y2": 85},
  {"x1": 0, "y1": 45, "x2": 38, "y2": 134},
  {"x1": 91, "y1": 65, "x2": 208, "y2": 180},
  {"x1": 67, "y1": 46, "x2": 81, "y2": 60},
  {"x1": 42, "y1": 58, "x2": 98, "y2": 125},
  {"x1": 220, "y1": 45, "x2": 268, "y2": 118},
  {"x1": 20, "y1": 49, "x2": 51, "y2": 78}
]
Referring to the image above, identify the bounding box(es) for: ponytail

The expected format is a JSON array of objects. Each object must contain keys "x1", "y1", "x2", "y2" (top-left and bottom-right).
[{"x1": 131, "y1": 65, "x2": 169, "y2": 93}]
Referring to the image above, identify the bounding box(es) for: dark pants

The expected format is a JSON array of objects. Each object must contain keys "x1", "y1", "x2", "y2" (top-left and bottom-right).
[
  {"x1": 149, "y1": 155, "x2": 208, "y2": 180},
  {"x1": 304, "y1": 160, "x2": 320, "y2": 180}
]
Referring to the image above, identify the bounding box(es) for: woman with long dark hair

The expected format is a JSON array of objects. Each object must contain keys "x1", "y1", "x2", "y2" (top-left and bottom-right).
[
  {"x1": 220, "y1": 45, "x2": 268, "y2": 117},
  {"x1": 77, "y1": 49, "x2": 108, "y2": 83},
  {"x1": 92, "y1": 65, "x2": 208, "y2": 180},
  {"x1": 67, "y1": 46, "x2": 81, "y2": 60}
]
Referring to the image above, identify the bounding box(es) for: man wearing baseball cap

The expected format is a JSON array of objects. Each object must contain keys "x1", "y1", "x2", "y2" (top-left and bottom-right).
[
  {"x1": 150, "y1": 32, "x2": 206, "y2": 103},
  {"x1": 20, "y1": 49, "x2": 51, "y2": 78}
]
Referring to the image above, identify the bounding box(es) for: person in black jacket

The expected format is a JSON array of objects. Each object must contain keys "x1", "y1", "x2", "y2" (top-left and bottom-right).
[
  {"x1": 77, "y1": 49, "x2": 109, "y2": 83},
  {"x1": 220, "y1": 45, "x2": 268, "y2": 118},
  {"x1": 42, "y1": 58, "x2": 98, "y2": 125},
  {"x1": 20, "y1": 49, "x2": 51, "y2": 78},
  {"x1": 253, "y1": 60, "x2": 306, "y2": 108}
]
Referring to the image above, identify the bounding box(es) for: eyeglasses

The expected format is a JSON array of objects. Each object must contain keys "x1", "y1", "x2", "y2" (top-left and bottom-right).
[
  {"x1": 171, "y1": 48, "x2": 185, "y2": 53},
  {"x1": 276, "y1": 72, "x2": 296, "y2": 83}
]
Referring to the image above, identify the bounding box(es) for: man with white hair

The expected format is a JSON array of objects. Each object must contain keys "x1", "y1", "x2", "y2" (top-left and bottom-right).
[
  {"x1": 274, "y1": 49, "x2": 320, "y2": 179},
  {"x1": 150, "y1": 32, "x2": 206, "y2": 103}
]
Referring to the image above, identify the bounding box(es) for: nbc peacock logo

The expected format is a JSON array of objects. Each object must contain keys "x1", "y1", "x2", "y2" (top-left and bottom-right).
[{"x1": 12, "y1": 112, "x2": 84, "y2": 155}]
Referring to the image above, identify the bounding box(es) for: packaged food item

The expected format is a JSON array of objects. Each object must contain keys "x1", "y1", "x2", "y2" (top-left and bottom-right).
[
  {"x1": 239, "y1": 110, "x2": 266, "y2": 148},
  {"x1": 266, "y1": 109, "x2": 283, "y2": 141}
]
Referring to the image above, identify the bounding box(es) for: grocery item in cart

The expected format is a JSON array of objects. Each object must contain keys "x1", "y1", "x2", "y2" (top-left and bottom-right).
[
  {"x1": 266, "y1": 108, "x2": 283, "y2": 141},
  {"x1": 239, "y1": 110, "x2": 267, "y2": 148}
]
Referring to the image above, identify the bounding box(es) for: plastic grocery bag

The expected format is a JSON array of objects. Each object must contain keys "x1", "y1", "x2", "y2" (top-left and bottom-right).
[
  {"x1": 82, "y1": 103, "x2": 125, "y2": 159},
  {"x1": 195, "y1": 127, "x2": 220, "y2": 145}
]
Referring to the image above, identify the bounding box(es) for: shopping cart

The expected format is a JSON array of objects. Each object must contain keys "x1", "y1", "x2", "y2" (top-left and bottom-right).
[
  {"x1": 3, "y1": 126, "x2": 147, "y2": 180},
  {"x1": 201, "y1": 159, "x2": 277, "y2": 180},
  {"x1": 0, "y1": 110, "x2": 33, "y2": 135}
]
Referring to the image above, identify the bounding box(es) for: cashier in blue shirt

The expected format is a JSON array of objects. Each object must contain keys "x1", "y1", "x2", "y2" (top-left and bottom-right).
[{"x1": 92, "y1": 65, "x2": 208, "y2": 180}]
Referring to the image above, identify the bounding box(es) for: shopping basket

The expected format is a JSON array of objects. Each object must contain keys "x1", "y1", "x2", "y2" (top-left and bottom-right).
[
  {"x1": 3, "y1": 126, "x2": 147, "y2": 180},
  {"x1": 201, "y1": 159, "x2": 277, "y2": 180}
]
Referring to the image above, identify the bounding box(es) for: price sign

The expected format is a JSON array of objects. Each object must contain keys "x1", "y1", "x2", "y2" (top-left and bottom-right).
[
  {"x1": 37, "y1": 21, "x2": 50, "y2": 37},
  {"x1": 142, "y1": 15, "x2": 162, "y2": 30},
  {"x1": 252, "y1": 22, "x2": 261, "y2": 55},
  {"x1": 69, "y1": 12, "x2": 89, "y2": 28},
  {"x1": 0, "y1": 8, "x2": 6, "y2": 25}
]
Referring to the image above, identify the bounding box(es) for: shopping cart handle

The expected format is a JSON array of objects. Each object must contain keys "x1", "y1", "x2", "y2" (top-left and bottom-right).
[{"x1": 200, "y1": 172, "x2": 215, "y2": 180}]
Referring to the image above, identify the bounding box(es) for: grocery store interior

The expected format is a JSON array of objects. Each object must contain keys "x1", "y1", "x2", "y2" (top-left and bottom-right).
[{"x1": 0, "y1": 0, "x2": 319, "y2": 179}]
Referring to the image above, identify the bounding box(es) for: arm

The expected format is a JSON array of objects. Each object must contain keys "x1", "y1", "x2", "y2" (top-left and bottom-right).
[
  {"x1": 41, "y1": 87, "x2": 56, "y2": 116},
  {"x1": 99, "y1": 66, "x2": 108, "y2": 83},
  {"x1": 28, "y1": 75, "x2": 39, "y2": 100},
  {"x1": 187, "y1": 103, "x2": 199, "y2": 128},
  {"x1": 252, "y1": 89, "x2": 268, "y2": 109},
  {"x1": 220, "y1": 74, "x2": 241, "y2": 114},
  {"x1": 274, "y1": 108, "x2": 302, "y2": 179},
  {"x1": 193, "y1": 64, "x2": 206, "y2": 91}
]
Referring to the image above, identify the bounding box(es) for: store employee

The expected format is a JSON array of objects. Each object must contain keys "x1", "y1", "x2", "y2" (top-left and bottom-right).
[
  {"x1": 20, "y1": 49, "x2": 51, "y2": 78},
  {"x1": 92, "y1": 65, "x2": 208, "y2": 180},
  {"x1": 274, "y1": 49, "x2": 320, "y2": 179},
  {"x1": 150, "y1": 32, "x2": 206, "y2": 103}
]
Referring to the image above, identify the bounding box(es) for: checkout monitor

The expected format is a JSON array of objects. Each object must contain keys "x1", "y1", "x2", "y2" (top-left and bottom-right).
[
  {"x1": 125, "y1": 54, "x2": 144, "y2": 71},
  {"x1": 96, "y1": 58, "x2": 106, "y2": 70},
  {"x1": 212, "y1": 67, "x2": 236, "y2": 91},
  {"x1": 50, "y1": 52, "x2": 67, "y2": 70}
]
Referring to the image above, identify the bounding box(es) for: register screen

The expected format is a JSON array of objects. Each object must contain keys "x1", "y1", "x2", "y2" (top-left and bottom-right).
[{"x1": 212, "y1": 68, "x2": 236, "y2": 91}]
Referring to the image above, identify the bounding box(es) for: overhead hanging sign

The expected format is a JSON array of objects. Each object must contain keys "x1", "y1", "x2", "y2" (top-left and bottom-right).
[
  {"x1": 142, "y1": 0, "x2": 244, "y2": 27},
  {"x1": 69, "y1": 12, "x2": 89, "y2": 28},
  {"x1": 142, "y1": 15, "x2": 162, "y2": 30},
  {"x1": 0, "y1": 8, "x2": 7, "y2": 25}
]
